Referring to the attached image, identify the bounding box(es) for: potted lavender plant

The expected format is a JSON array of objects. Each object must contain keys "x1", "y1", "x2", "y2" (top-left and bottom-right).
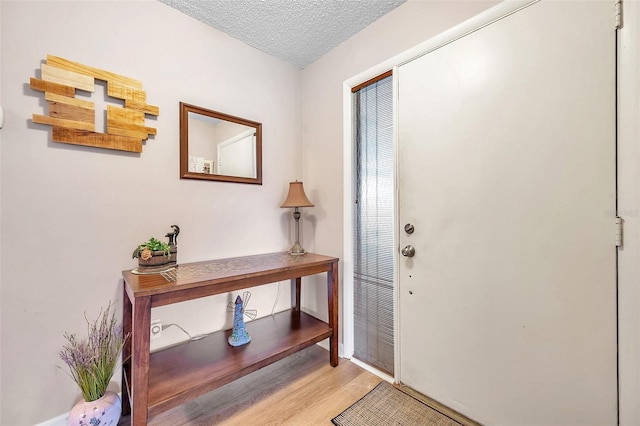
[{"x1": 60, "y1": 302, "x2": 129, "y2": 426}]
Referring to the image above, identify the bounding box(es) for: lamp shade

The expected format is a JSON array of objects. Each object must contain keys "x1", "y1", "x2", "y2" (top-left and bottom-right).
[{"x1": 281, "y1": 181, "x2": 314, "y2": 208}]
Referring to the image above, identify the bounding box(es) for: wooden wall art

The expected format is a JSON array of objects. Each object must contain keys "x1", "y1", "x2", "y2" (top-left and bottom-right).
[{"x1": 30, "y1": 55, "x2": 159, "y2": 153}]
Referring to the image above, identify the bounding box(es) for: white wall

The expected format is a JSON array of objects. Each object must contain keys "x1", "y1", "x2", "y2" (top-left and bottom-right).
[
  {"x1": 188, "y1": 115, "x2": 218, "y2": 169},
  {"x1": 0, "y1": 1, "x2": 301, "y2": 424}
]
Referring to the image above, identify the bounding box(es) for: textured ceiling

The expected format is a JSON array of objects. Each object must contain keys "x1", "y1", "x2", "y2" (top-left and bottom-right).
[{"x1": 158, "y1": 0, "x2": 407, "y2": 69}]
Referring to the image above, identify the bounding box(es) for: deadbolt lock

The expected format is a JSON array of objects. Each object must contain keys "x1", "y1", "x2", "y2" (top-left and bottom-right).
[{"x1": 404, "y1": 223, "x2": 415, "y2": 234}]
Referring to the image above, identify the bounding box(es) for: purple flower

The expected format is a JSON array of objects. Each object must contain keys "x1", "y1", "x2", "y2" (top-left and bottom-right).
[{"x1": 59, "y1": 301, "x2": 130, "y2": 402}]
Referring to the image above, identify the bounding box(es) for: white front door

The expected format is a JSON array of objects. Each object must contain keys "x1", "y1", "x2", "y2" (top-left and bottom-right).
[{"x1": 397, "y1": 1, "x2": 617, "y2": 424}]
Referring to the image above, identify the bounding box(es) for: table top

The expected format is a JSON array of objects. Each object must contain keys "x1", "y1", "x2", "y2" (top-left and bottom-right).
[{"x1": 123, "y1": 252, "x2": 338, "y2": 300}]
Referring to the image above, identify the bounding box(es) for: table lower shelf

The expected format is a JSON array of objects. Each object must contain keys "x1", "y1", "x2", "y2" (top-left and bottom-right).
[{"x1": 125, "y1": 309, "x2": 333, "y2": 418}]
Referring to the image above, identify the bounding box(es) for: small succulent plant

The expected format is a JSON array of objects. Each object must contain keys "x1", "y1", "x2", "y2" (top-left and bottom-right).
[{"x1": 131, "y1": 237, "x2": 171, "y2": 260}]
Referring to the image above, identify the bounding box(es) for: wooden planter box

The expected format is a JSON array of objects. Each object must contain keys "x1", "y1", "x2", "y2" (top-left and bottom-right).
[{"x1": 137, "y1": 248, "x2": 177, "y2": 273}]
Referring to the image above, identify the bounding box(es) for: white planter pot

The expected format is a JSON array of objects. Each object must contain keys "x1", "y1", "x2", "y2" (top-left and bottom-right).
[{"x1": 67, "y1": 391, "x2": 121, "y2": 426}]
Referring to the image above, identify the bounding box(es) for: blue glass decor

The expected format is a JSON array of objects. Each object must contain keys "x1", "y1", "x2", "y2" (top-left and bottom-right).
[{"x1": 228, "y1": 295, "x2": 251, "y2": 347}]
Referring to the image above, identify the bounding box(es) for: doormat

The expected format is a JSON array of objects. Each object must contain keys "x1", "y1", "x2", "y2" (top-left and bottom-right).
[{"x1": 332, "y1": 381, "x2": 462, "y2": 426}]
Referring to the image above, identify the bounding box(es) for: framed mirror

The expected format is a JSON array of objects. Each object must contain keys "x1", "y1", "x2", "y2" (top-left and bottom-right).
[{"x1": 180, "y1": 102, "x2": 262, "y2": 185}]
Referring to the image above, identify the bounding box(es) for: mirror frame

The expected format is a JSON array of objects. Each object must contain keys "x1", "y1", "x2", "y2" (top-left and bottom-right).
[{"x1": 180, "y1": 102, "x2": 263, "y2": 185}]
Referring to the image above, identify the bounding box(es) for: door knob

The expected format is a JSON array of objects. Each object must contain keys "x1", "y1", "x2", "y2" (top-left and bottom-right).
[{"x1": 401, "y1": 245, "x2": 415, "y2": 257}]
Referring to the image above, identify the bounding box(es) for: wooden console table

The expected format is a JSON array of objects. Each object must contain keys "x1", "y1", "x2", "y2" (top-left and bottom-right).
[{"x1": 121, "y1": 252, "x2": 339, "y2": 425}]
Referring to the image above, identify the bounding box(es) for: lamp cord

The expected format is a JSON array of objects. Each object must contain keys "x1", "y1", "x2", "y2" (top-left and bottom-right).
[
  {"x1": 271, "y1": 281, "x2": 281, "y2": 316},
  {"x1": 162, "y1": 323, "x2": 213, "y2": 341},
  {"x1": 161, "y1": 283, "x2": 282, "y2": 343}
]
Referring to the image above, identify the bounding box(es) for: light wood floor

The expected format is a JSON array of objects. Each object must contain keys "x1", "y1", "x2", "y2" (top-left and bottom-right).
[
  {"x1": 119, "y1": 344, "x2": 478, "y2": 425},
  {"x1": 119, "y1": 344, "x2": 380, "y2": 425}
]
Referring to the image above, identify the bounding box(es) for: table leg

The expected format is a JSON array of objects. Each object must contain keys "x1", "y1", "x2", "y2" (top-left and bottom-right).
[
  {"x1": 328, "y1": 260, "x2": 339, "y2": 367},
  {"x1": 131, "y1": 296, "x2": 152, "y2": 426},
  {"x1": 291, "y1": 277, "x2": 301, "y2": 312},
  {"x1": 121, "y1": 284, "x2": 132, "y2": 416}
]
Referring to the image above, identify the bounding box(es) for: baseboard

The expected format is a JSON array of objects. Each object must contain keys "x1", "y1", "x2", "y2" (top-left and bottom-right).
[
  {"x1": 349, "y1": 356, "x2": 395, "y2": 383},
  {"x1": 35, "y1": 412, "x2": 67, "y2": 426}
]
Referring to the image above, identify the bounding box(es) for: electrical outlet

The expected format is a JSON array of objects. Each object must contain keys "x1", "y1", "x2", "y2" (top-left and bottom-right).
[{"x1": 150, "y1": 319, "x2": 162, "y2": 340}]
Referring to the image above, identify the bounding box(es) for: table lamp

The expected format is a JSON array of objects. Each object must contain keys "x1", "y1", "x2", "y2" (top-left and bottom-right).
[{"x1": 281, "y1": 181, "x2": 314, "y2": 255}]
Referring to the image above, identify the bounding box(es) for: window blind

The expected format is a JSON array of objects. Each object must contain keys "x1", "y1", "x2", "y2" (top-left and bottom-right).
[{"x1": 353, "y1": 74, "x2": 394, "y2": 375}]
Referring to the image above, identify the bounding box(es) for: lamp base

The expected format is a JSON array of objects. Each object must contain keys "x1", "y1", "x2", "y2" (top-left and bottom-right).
[{"x1": 288, "y1": 241, "x2": 307, "y2": 256}]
